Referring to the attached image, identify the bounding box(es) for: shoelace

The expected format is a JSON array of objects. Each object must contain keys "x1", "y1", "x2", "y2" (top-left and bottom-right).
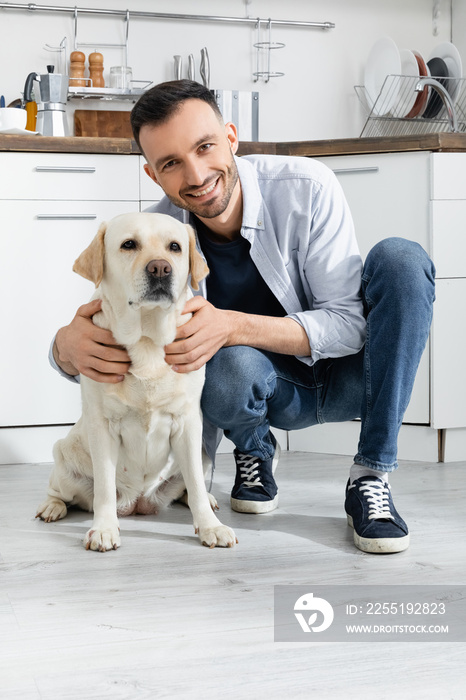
[
  {"x1": 356, "y1": 479, "x2": 395, "y2": 521},
  {"x1": 236, "y1": 453, "x2": 263, "y2": 488}
]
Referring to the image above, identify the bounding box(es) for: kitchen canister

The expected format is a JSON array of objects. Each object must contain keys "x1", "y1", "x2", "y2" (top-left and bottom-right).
[{"x1": 109, "y1": 66, "x2": 132, "y2": 90}]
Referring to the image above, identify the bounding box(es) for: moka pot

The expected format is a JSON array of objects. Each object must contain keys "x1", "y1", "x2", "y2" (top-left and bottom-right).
[{"x1": 24, "y1": 66, "x2": 69, "y2": 136}]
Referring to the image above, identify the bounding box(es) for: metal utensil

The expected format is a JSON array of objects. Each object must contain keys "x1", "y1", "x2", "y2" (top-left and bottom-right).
[
  {"x1": 200, "y1": 47, "x2": 210, "y2": 88},
  {"x1": 174, "y1": 55, "x2": 182, "y2": 81},
  {"x1": 188, "y1": 54, "x2": 195, "y2": 81}
]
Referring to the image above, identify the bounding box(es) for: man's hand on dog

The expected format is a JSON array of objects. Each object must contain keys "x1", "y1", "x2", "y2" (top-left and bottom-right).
[
  {"x1": 54, "y1": 299, "x2": 131, "y2": 383},
  {"x1": 164, "y1": 296, "x2": 233, "y2": 374}
]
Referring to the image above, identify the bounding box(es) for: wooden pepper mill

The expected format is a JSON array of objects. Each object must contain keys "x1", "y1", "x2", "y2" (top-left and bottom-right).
[
  {"x1": 69, "y1": 51, "x2": 86, "y2": 87},
  {"x1": 89, "y1": 51, "x2": 105, "y2": 88}
]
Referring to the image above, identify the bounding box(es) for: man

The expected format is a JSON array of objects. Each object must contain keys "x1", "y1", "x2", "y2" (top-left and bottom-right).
[{"x1": 51, "y1": 80, "x2": 435, "y2": 554}]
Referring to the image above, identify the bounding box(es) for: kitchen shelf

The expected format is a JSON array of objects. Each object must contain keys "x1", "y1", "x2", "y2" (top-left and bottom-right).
[
  {"x1": 355, "y1": 74, "x2": 466, "y2": 137},
  {"x1": 68, "y1": 83, "x2": 151, "y2": 102}
]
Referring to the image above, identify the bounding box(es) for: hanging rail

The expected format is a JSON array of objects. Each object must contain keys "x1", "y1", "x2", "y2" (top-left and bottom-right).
[{"x1": 0, "y1": 2, "x2": 335, "y2": 30}]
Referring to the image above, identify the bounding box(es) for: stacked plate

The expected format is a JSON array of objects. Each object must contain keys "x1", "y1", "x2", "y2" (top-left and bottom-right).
[{"x1": 363, "y1": 37, "x2": 463, "y2": 118}]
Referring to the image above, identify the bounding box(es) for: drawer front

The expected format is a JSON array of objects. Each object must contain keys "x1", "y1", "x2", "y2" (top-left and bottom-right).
[
  {"x1": 431, "y1": 153, "x2": 466, "y2": 200},
  {"x1": 0, "y1": 199, "x2": 139, "y2": 427},
  {"x1": 0, "y1": 152, "x2": 140, "y2": 201},
  {"x1": 431, "y1": 200, "x2": 466, "y2": 278},
  {"x1": 139, "y1": 156, "x2": 165, "y2": 203},
  {"x1": 317, "y1": 152, "x2": 431, "y2": 259}
]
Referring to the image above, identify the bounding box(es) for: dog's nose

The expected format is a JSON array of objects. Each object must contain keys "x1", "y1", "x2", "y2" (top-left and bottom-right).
[{"x1": 146, "y1": 259, "x2": 172, "y2": 278}]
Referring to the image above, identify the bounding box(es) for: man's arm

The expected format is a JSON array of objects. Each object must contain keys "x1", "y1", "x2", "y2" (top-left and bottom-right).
[
  {"x1": 53, "y1": 299, "x2": 131, "y2": 383},
  {"x1": 164, "y1": 295, "x2": 310, "y2": 373}
]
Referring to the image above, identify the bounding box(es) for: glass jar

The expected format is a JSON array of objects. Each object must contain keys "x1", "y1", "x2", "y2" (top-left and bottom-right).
[{"x1": 109, "y1": 66, "x2": 133, "y2": 90}]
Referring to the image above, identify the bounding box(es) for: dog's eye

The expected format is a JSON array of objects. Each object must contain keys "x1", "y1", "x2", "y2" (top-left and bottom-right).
[
  {"x1": 121, "y1": 240, "x2": 137, "y2": 250},
  {"x1": 169, "y1": 242, "x2": 181, "y2": 252}
]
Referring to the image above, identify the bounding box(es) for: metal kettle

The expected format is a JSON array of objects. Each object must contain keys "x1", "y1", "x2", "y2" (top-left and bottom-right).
[{"x1": 24, "y1": 66, "x2": 69, "y2": 136}]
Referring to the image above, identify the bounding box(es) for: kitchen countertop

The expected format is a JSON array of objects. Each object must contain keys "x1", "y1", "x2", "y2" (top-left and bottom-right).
[{"x1": 1, "y1": 132, "x2": 466, "y2": 156}]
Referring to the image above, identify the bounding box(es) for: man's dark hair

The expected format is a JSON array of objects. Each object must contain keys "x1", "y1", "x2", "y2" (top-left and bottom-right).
[{"x1": 130, "y1": 80, "x2": 223, "y2": 152}]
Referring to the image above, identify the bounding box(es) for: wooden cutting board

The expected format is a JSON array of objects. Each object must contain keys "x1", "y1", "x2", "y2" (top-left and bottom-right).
[{"x1": 74, "y1": 109, "x2": 133, "y2": 138}]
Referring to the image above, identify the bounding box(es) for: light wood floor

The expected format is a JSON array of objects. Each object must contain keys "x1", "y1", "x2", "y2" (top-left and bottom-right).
[{"x1": 0, "y1": 452, "x2": 465, "y2": 700}]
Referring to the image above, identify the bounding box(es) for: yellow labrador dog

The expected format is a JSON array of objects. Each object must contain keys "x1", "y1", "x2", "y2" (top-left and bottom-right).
[{"x1": 37, "y1": 212, "x2": 237, "y2": 552}]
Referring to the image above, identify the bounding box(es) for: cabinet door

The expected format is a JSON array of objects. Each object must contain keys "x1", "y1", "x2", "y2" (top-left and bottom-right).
[
  {"x1": 0, "y1": 199, "x2": 139, "y2": 427},
  {"x1": 431, "y1": 152, "x2": 466, "y2": 200},
  {"x1": 430, "y1": 200, "x2": 466, "y2": 278},
  {"x1": 317, "y1": 152, "x2": 431, "y2": 258},
  {"x1": 431, "y1": 278, "x2": 466, "y2": 429},
  {"x1": 317, "y1": 152, "x2": 431, "y2": 424}
]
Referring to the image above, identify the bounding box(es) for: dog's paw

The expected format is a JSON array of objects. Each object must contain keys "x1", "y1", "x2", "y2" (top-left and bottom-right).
[
  {"x1": 84, "y1": 524, "x2": 121, "y2": 552},
  {"x1": 197, "y1": 524, "x2": 237, "y2": 549},
  {"x1": 36, "y1": 497, "x2": 68, "y2": 522},
  {"x1": 207, "y1": 493, "x2": 219, "y2": 511},
  {"x1": 177, "y1": 491, "x2": 219, "y2": 511}
]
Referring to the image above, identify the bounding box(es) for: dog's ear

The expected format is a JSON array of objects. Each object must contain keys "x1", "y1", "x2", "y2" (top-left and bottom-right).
[
  {"x1": 73, "y1": 222, "x2": 107, "y2": 286},
  {"x1": 186, "y1": 224, "x2": 209, "y2": 291}
]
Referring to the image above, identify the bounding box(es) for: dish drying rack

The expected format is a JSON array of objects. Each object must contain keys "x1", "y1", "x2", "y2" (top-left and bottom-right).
[{"x1": 355, "y1": 75, "x2": 466, "y2": 137}]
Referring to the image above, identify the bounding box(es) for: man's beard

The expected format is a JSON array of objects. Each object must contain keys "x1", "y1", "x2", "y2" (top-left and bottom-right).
[{"x1": 166, "y1": 155, "x2": 239, "y2": 219}]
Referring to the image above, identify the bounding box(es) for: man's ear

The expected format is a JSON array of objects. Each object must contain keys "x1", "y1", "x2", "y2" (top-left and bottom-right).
[
  {"x1": 186, "y1": 224, "x2": 209, "y2": 291},
  {"x1": 143, "y1": 162, "x2": 159, "y2": 186},
  {"x1": 225, "y1": 121, "x2": 239, "y2": 154},
  {"x1": 73, "y1": 222, "x2": 106, "y2": 286}
]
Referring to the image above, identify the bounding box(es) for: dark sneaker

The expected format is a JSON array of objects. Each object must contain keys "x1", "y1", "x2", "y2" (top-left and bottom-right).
[
  {"x1": 345, "y1": 476, "x2": 410, "y2": 554},
  {"x1": 230, "y1": 441, "x2": 280, "y2": 514}
]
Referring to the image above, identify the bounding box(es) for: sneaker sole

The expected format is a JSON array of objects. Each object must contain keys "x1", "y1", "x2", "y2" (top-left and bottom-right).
[
  {"x1": 231, "y1": 493, "x2": 279, "y2": 514},
  {"x1": 347, "y1": 514, "x2": 410, "y2": 554}
]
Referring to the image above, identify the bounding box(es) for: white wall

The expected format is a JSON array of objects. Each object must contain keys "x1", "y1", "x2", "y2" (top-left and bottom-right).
[{"x1": 0, "y1": 0, "x2": 453, "y2": 141}]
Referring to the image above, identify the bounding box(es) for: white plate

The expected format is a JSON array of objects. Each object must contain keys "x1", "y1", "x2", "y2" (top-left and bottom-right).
[
  {"x1": 397, "y1": 48, "x2": 420, "y2": 116},
  {"x1": 0, "y1": 127, "x2": 39, "y2": 135},
  {"x1": 428, "y1": 42, "x2": 463, "y2": 104},
  {"x1": 364, "y1": 36, "x2": 401, "y2": 116}
]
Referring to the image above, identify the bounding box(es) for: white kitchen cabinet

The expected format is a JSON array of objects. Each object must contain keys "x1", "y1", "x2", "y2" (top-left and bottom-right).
[
  {"x1": 429, "y1": 153, "x2": 466, "y2": 430},
  {"x1": 318, "y1": 152, "x2": 431, "y2": 425},
  {"x1": 2, "y1": 147, "x2": 464, "y2": 463},
  {"x1": 0, "y1": 152, "x2": 140, "y2": 429},
  {"x1": 430, "y1": 279, "x2": 466, "y2": 429},
  {"x1": 431, "y1": 200, "x2": 466, "y2": 278},
  {"x1": 316, "y1": 150, "x2": 466, "y2": 444}
]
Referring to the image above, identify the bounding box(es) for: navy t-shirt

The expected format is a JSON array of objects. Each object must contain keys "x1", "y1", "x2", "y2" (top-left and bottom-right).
[{"x1": 195, "y1": 219, "x2": 286, "y2": 317}]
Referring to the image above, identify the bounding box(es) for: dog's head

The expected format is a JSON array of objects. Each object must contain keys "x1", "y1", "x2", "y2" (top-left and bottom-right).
[{"x1": 73, "y1": 212, "x2": 209, "y2": 309}]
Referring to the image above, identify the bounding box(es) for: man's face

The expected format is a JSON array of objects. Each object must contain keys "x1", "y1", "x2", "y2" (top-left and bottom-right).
[{"x1": 140, "y1": 99, "x2": 240, "y2": 221}]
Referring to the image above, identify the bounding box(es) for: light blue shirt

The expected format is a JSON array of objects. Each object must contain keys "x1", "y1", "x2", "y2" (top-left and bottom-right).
[{"x1": 146, "y1": 154, "x2": 366, "y2": 365}]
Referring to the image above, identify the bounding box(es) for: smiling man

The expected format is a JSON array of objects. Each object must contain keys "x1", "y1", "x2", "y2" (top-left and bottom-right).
[{"x1": 51, "y1": 80, "x2": 435, "y2": 554}]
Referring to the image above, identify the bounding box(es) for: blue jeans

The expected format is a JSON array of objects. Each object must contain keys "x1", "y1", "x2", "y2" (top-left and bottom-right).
[{"x1": 201, "y1": 238, "x2": 436, "y2": 473}]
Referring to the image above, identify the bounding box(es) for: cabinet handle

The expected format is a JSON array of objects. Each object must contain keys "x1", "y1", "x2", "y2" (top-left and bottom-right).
[
  {"x1": 332, "y1": 166, "x2": 379, "y2": 175},
  {"x1": 36, "y1": 215, "x2": 97, "y2": 220},
  {"x1": 34, "y1": 166, "x2": 96, "y2": 173}
]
